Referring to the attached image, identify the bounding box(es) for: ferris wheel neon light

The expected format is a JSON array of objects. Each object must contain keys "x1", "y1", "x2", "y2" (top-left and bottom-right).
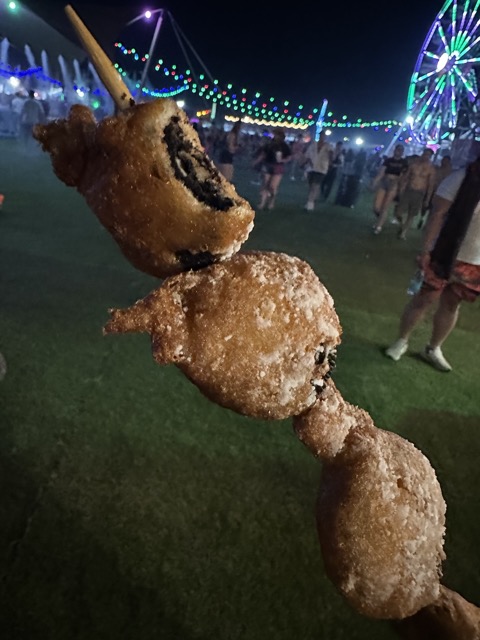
[{"x1": 407, "y1": 0, "x2": 480, "y2": 145}]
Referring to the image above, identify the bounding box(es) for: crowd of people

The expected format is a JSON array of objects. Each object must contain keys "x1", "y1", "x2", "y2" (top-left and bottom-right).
[
  {"x1": 384, "y1": 154, "x2": 480, "y2": 373},
  {"x1": 200, "y1": 120, "x2": 372, "y2": 212},
  {"x1": 0, "y1": 89, "x2": 50, "y2": 152},
  {"x1": 1, "y1": 108, "x2": 477, "y2": 378},
  {"x1": 199, "y1": 121, "x2": 478, "y2": 375}
]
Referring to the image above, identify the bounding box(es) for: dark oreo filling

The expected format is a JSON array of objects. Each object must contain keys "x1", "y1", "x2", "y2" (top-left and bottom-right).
[
  {"x1": 176, "y1": 250, "x2": 216, "y2": 271},
  {"x1": 312, "y1": 347, "x2": 338, "y2": 392},
  {"x1": 164, "y1": 117, "x2": 235, "y2": 211}
]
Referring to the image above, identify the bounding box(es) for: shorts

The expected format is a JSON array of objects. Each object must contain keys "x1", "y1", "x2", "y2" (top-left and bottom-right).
[
  {"x1": 397, "y1": 188, "x2": 425, "y2": 217},
  {"x1": 379, "y1": 174, "x2": 400, "y2": 191},
  {"x1": 266, "y1": 163, "x2": 285, "y2": 176},
  {"x1": 423, "y1": 260, "x2": 480, "y2": 302},
  {"x1": 307, "y1": 171, "x2": 326, "y2": 186},
  {"x1": 219, "y1": 149, "x2": 234, "y2": 164}
]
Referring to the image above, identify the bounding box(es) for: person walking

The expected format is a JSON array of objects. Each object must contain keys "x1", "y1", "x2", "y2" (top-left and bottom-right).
[
  {"x1": 19, "y1": 90, "x2": 45, "y2": 152},
  {"x1": 385, "y1": 157, "x2": 480, "y2": 371},
  {"x1": 288, "y1": 134, "x2": 306, "y2": 181},
  {"x1": 321, "y1": 141, "x2": 344, "y2": 201},
  {"x1": 218, "y1": 120, "x2": 242, "y2": 182},
  {"x1": 371, "y1": 144, "x2": 408, "y2": 234},
  {"x1": 395, "y1": 147, "x2": 436, "y2": 240},
  {"x1": 257, "y1": 129, "x2": 292, "y2": 210},
  {"x1": 303, "y1": 131, "x2": 333, "y2": 211},
  {"x1": 417, "y1": 154, "x2": 453, "y2": 230}
]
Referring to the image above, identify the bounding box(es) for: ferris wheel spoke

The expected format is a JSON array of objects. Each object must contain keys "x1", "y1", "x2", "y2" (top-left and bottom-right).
[
  {"x1": 451, "y1": 0, "x2": 458, "y2": 49},
  {"x1": 437, "y1": 23, "x2": 452, "y2": 53},
  {"x1": 453, "y1": 23, "x2": 477, "y2": 56},
  {"x1": 464, "y1": 0, "x2": 480, "y2": 35},
  {"x1": 453, "y1": 5, "x2": 480, "y2": 54},
  {"x1": 453, "y1": 65, "x2": 477, "y2": 96},
  {"x1": 417, "y1": 69, "x2": 440, "y2": 82},
  {"x1": 458, "y1": 0, "x2": 471, "y2": 34},
  {"x1": 415, "y1": 72, "x2": 447, "y2": 104},
  {"x1": 419, "y1": 96, "x2": 443, "y2": 132},
  {"x1": 450, "y1": 73, "x2": 458, "y2": 126},
  {"x1": 463, "y1": 32, "x2": 480, "y2": 52},
  {"x1": 408, "y1": 0, "x2": 480, "y2": 144},
  {"x1": 417, "y1": 76, "x2": 447, "y2": 120},
  {"x1": 455, "y1": 19, "x2": 480, "y2": 56},
  {"x1": 413, "y1": 77, "x2": 445, "y2": 115}
]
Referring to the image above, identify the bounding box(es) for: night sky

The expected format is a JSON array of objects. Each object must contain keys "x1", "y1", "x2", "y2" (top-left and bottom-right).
[{"x1": 23, "y1": 0, "x2": 443, "y2": 121}]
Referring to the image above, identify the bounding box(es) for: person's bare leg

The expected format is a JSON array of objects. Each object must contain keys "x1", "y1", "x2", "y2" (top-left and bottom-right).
[
  {"x1": 420, "y1": 286, "x2": 462, "y2": 371},
  {"x1": 386, "y1": 287, "x2": 440, "y2": 361},
  {"x1": 398, "y1": 288, "x2": 440, "y2": 339},
  {"x1": 373, "y1": 188, "x2": 386, "y2": 216},
  {"x1": 306, "y1": 182, "x2": 320, "y2": 208},
  {"x1": 259, "y1": 177, "x2": 272, "y2": 209},
  {"x1": 429, "y1": 286, "x2": 461, "y2": 348},
  {"x1": 376, "y1": 189, "x2": 397, "y2": 230},
  {"x1": 219, "y1": 163, "x2": 234, "y2": 182},
  {"x1": 268, "y1": 175, "x2": 283, "y2": 209},
  {"x1": 399, "y1": 203, "x2": 419, "y2": 239}
]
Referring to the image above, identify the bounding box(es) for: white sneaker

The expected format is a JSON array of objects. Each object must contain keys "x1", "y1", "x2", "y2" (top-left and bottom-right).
[
  {"x1": 385, "y1": 339, "x2": 408, "y2": 361},
  {"x1": 304, "y1": 202, "x2": 314, "y2": 211},
  {"x1": 422, "y1": 346, "x2": 452, "y2": 372}
]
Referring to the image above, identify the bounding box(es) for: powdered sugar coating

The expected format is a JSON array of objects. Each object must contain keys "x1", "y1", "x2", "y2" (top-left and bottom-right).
[
  {"x1": 104, "y1": 251, "x2": 342, "y2": 420},
  {"x1": 317, "y1": 426, "x2": 446, "y2": 619}
]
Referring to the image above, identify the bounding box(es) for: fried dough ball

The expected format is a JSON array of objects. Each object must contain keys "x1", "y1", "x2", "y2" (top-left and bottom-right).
[
  {"x1": 104, "y1": 251, "x2": 342, "y2": 419},
  {"x1": 294, "y1": 379, "x2": 374, "y2": 460},
  {"x1": 33, "y1": 100, "x2": 255, "y2": 278},
  {"x1": 294, "y1": 383, "x2": 446, "y2": 619}
]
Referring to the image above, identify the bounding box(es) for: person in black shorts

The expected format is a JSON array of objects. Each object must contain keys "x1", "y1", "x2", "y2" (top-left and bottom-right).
[
  {"x1": 371, "y1": 144, "x2": 408, "y2": 234},
  {"x1": 218, "y1": 120, "x2": 242, "y2": 182}
]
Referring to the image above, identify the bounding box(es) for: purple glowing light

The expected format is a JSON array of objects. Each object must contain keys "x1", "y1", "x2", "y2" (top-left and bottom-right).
[
  {"x1": 144, "y1": 10, "x2": 152, "y2": 19},
  {"x1": 407, "y1": 0, "x2": 480, "y2": 145}
]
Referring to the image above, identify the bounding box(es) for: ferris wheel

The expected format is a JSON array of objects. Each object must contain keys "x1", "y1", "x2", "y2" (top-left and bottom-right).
[{"x1": 407, "y1": 0, "x2": 480, "y2": 146}]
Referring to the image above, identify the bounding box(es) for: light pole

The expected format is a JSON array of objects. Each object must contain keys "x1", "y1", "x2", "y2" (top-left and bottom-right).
[
  {"x1": 126, "y1": 8, "x2": 164, "y2": 94},
  {"x1": 315, "y1": 98, "x2": 328, "y2": 141}
]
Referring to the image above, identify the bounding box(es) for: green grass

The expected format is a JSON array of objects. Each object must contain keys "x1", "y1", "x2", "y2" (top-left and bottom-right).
[{"x1": 0, "y1": 139, "x2": 479, "y2": 640}]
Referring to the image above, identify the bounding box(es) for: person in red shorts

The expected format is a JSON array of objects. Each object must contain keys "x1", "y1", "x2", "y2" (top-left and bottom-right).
[{"x1": 385, "y1": 157, "x2": 480, "y2": 371}]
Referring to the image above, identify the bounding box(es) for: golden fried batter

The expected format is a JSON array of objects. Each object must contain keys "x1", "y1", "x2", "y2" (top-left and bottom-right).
[
  {"x1": 104, "y1": 251, "x2": 342, "y2": 419},
  {"x1": 316, "y1": 422, "x2": 446, "y2": 619},
  {"x1": 394, "y1": 585, "x2": 480, "y2": 639},
  {"x1": 294, "y1": 383, "x2": 446, "y2": 619},
  {"x1": 294, "y1": 379, "x2": 374, "y2": 460},
  {"x1": 34, "y1": 100, "x2": 255, "y2": 278}
]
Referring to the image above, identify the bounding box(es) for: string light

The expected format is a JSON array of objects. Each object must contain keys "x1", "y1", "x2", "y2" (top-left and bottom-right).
[
  {"x1": 0, "y1": 53, "x2": 404, "y2": 135},
  {"x1": 114, "y1": 42, "x2": 400, "y2": 130}
]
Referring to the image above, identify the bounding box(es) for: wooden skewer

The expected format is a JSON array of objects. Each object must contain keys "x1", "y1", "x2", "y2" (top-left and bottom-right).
[{"x1": 65, "y1": 4, "x2": 134, "y2": 111}]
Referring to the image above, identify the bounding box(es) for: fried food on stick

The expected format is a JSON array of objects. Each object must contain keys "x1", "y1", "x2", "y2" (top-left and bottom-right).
[
  {"x1": 34, "y1": 100, "x2": 255, "y2": 279},
  {"x1": 104, "y1": 251, "x2": 342, "y2": 419},
  {"x1": 294, "y1": 381, "x2": 446, "y2": 620},
  {"x1": 39, "y1": 8, "x2": 457, "y2": 633},
  {"x1": 394, "y1": 585, "x2": 480, "y2": 639},
  {"x1": 32, "y1": 5, "x2": 254, "y2": 278}
]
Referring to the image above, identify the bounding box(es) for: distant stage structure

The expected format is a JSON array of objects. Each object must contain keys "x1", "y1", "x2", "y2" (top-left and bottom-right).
[{"x1": 407, "y1": 0, "x2": 480, "y2": 146}]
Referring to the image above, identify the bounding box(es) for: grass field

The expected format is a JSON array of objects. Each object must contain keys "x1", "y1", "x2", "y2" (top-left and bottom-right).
[{"x1": 0, "y1": 137, "x2": 479, "y2": 640}]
